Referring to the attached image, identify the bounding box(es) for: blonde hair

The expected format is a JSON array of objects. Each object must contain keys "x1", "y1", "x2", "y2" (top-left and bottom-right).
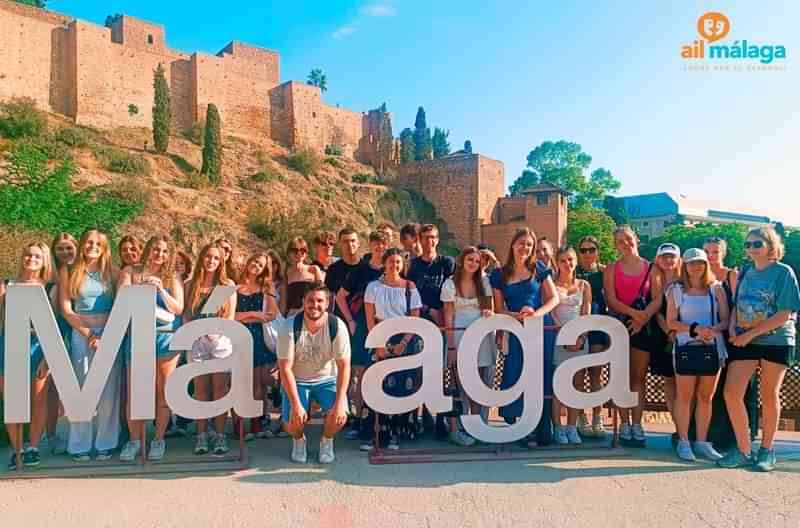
[
  {"x1": 139, "y1": 235, "x2": 177, "y2": 290},
  {"x1": 185, "y1": 243, "x2": 230, "y2": 318},
  {"x1": 242, "y1": 252, "x2": 274, "y2": 293},
  {"x1": 555, "y1": 246, "x2": 578, "y2": 282},
  {"x1": 50, "y1": 232, "x2": 78, "y2": 270},
  {"x1": 68, "y1": 229, "x2": 114, "y2": 300},
  {"x1": 747, "y1": 226, "x2": 784, "y2": 260},
  {"x1": 680, "y1": 258, "x2": 715, "y2": 290},
  {"x1": 17, "y1": 241, "x2": 54, "y2": 284}
]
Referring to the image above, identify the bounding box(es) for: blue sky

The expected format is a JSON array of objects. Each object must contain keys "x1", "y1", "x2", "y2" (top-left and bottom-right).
[{"x1": 53, "y1": 1, "x2": 800, "y2": 224}]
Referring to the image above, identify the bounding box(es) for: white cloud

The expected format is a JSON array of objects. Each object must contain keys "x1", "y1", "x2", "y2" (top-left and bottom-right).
[
  {"x1": 360, "y1": 4, "x2": 397, "y2": 17},
  {"x1": 332, "y1": 26, "x2": 357, "y2": 39}
]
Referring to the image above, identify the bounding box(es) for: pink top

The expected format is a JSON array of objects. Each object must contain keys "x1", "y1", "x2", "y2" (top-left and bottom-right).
[{"x1": 614, "y1": 260, "x2": 651, "y2": 307}]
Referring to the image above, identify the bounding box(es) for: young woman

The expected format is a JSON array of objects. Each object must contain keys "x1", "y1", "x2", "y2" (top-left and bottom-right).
[
  {"x1": 184, "y1": 243, "x2": 238, "y2": 456},
  {"x1": 441, "y1": 246, "x2": 494, "y2": 447},
  {"x1": 59, "y1": 229, "x2": 121, "y2": 461},
  {"x1": 0, "y1": 242, "x2": 53, "y2": 469},
  {"x1": 364, "y1": 247, "x2": 422, "y2": 450},
  {"x1": 704, "y1": 237, "x2": 738, "y2": 309},
  {"x1": 720, "y1": 227, "x2": 800, "y2": 471},
  {"x1": 281, "y1": 238, "x2": 324, "y2": 317},
  {"x1": 667, "y1": 248, "x2": 728, "y2": 462},
  {"x1": 336, "y1": 231, "x2": 389, "y2": 441},
  {"x1": 174, "y1": 249, "x2": 194, "y2": 283},
  {"x1": 551, "y1": 247, "x2": 591, "y2": 444},
  {"x1": 490, "y1": 228, "x2": 559, "y2": 444},
  {"x1": 234, "y1": 253, "x2": 280, "y2": 440},
  {"x1": 575, "y1": 235, "x2": 607, "y2": 437},
  {"x1": 118, "y1": 235, "x2": 142, "y2": 269},
  {"x1": 45, "y1": 232, "x2": 79, "y2": 454},
  {"x1": 267, "y1": 249, "x2": 284, "y2": 310},
  {"x1": 603, "y1": 226, "x2": 663, "y2": 444},
  {"x1": 214, "y1": 237, "x2": 239, "y2": 283},
  {"x1": 117, "y1": 236, "x2": 184, "y2": 461},
  {"x1": 651, "y1": 243, "x2": 682, "y2": 439}
]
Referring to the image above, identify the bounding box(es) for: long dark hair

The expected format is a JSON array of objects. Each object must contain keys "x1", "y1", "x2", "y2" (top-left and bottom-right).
[
  {"x1": 501, "y1": 228, "x2": 537, "y2": 286},
  {"x1": 454, "y1": 246, "x2": 492, "y2": 309}
]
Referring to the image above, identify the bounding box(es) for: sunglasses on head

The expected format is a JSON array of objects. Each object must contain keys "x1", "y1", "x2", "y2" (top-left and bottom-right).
[
  {"x1": 704, "y1": 237, "x2": 722, "y2": 244},
  {"x1": 579, "y1": 247, "x2": 597, "y2": 254},
  {"x1": 744, "y1": 240, "x2": 765, "y2": 249}
]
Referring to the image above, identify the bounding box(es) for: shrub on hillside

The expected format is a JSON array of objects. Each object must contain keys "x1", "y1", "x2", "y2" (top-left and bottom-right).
[
  {"x1": 181, "y1": 123, "x2": 204, "y2": 145},
  {"x1": 285, "y1": 148, "x2": 319, "y2": 178},
  {"x1": 0, "y1": 97, "x2": 47, "y2": 139},
  {"x1": 351, "y1": 172, "x2": 383, "y2": 185},
  {"x1": 54, "y1": 126, "x2": 96, "y2": 148},
  {"x1": 325, "y1": 144, "x2": 343, "y2": 156},
  {"x1": 324, "y1": 157, "x2": 341, "y2": 168},
  {"x1": 93, "y1": 146, "x2": 148, "y2": 176}
]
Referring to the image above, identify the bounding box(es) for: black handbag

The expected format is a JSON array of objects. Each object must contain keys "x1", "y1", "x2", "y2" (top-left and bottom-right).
[{"x1": 674, "y1": 288, "x2": 720, "y2": 376}]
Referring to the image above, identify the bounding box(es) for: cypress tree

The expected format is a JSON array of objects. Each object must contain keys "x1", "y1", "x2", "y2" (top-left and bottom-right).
[
  {"x1": 399, "y1": 128, "x2": 415, "y2": 163},
  {"x1": 152, "y1": 63, "x2": 171, "y2": 154},
  {"x1": 463, "y1": 140, "x2": 473, "y2": 154},
  {"x1": 201, "y1": 104, "x2": 222, "y2": 184},
  {"x1": 413, "y1": 106, "x2": 432, "y2": 161},
  {"x1": 432, "y1": 127, "x2": 450, "y2": 159}
]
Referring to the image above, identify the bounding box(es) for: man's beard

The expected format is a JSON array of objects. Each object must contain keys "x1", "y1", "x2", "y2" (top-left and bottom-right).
[{"x1": 305, "y1": 309, "x2": 325, "y2": 321}]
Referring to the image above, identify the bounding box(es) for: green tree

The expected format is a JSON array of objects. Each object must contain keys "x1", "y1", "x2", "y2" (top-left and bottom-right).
[
  {"x1": 15, "y1": 0, "x2": 46, "y2": 7},
  {"x1": 413, "y1": 107, "x2": 432, "y2": 161},
  {"x1": 307, "y1": 69, "x2": 328, "y2": 92},
  {"x1": 431, "y1": 127, "x2": 450, "y2": 159},
  {"x1": 509, "y1": 140, "x2": 621, "y2": 208},
  {"x1": 783, "y1": 229, "x2": 800, "y2": 278},
  {"x1": 378, "y1": 110, "x2": 394, "y2": 172},
  {"x1": 639, "y1": 223, "x2": 748, "y2": 268},
  {"x1": 463, "y1": 140, "x2": 473, "y2": 154},
  {"x1": 152, "y1": 64, "x2": 171, "y2": 154},
  {"x1": 0, "y1": 97, "x2": 46, "y2": 139},
  {"x1": 566, "y1": 205, "x2": 617, "y2": 264},
  {"x1": 201, "y1": 104, "x2": 222, "y2": 185},
  {"x1": 399, "y1": 128, "x2": 415, "y2": 163}
]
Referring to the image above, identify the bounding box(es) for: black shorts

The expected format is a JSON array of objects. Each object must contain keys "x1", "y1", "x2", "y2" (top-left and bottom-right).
[
  {"x1": 727, "y1": 344, "x2": 794, "y2": 367},
  {"x1": 629, "y1": 330, "x2": 654, "y2": 353},
  {"x1": 588, "y1": 331, "x2": 610, "y2": 348}
]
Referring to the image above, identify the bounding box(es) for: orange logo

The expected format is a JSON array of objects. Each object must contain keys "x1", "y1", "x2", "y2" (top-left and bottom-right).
[{"x1": 697, "y1": 12, "x2": 730, "y2": 42}]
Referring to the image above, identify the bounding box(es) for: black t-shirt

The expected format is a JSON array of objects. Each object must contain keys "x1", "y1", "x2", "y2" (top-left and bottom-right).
[
  {"x1": 407, "y1": 254, "x2": 455, "y2": 311},
  {"x1": 576, "y1": 265, "x2": 606, "y2": 314},
  {"x1": 325, "y1": 258, "x2": 360, "y2": 297},
  {"x1": 342, "y1": 260, "x2": 384, "y2": 296},
  {"x1": 311, "y1": 257, "x2": 339, "y2": 274}
]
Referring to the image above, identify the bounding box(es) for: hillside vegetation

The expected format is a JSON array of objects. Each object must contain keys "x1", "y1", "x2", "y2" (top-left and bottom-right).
[{"x1": 0, "y1": 98, "x2": 452, "y2": 276}]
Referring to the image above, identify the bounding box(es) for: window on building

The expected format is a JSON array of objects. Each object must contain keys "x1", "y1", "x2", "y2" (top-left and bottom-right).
[
  {"x1": 312, "y1": 111, "x2": 317, "y2": 118},
  {"x1": 643, "y1": 221, "x2": 649, "y2": 227},
  {"x1": 147, "y1": 34, "x2": 154, "y2": 45},
  {"x1": 536, "y1": 193, "x2": 548, "y2": 206}
]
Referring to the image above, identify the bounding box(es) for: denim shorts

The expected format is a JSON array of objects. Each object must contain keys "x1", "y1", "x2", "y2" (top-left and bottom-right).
[{"x1": 280, "y1": 377, "x2": 338, "y2": 422}]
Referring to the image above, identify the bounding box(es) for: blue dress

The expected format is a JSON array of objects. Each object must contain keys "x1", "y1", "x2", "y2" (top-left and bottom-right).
[
  {"x1": 236, "y1": 290, "x2": 276, "y2": 366},
  {"x1": 123, "y1": 287, "x2": 181, "y2": 365},
  {"x1": 489, "y1": 268, "x2": 555, "y2": 420},
  {"x1": 0, "y1": 281, "x2": 45, "y2": 377}
]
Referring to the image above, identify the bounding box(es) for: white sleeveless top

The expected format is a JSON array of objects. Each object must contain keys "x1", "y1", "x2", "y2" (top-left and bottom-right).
[
  {"x1": 670, "y1": 283, "x2": 728, "y2": 360},
  {"x1": 554, "y1": 285, "x2": 583, "y2": 325}
]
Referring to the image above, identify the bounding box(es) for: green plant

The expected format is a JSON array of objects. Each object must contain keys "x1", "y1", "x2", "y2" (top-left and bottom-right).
[
  {"x1": 248, "y1": 202, "x2": 337, "y2": 251},
  {"x1": 152, "y1": 64, "x2": 170, "y2": 153},
  {"x1": 54, "y1": 126, "x2": 95, "y2": 148},
  {"x1": 93, "y1": 146, "x2": 148, "y2": 175},
  {"x1": 181, "y1": 122, "x2": 204, "y2": 145},
  {"x1": 188, "y1": 217, "x2": 219, "y2": 235},
  {"x1": 324, "y1": 144, "x2": 343, "y2": 156},
  {"x1": 351, "y1": 172, "x2": 383, "y2": 185},
  {"x1": 168, "y1": 154, "x2": 197, "y2": 176},
  {"x1": 128, "y1": 103, "x2": 139, "y2": 116},
  {"x1": 179, "y1": 170, "x2": 212, "y2": 190},
  {"x1": 0, "y1": 97, "x2": 46, "y2": 139},
  {"x1": 324, "y1": 157, "x2": 341, "y2": 168},
  {"x1": 285, "y1": 148, "x2": 319, "y2": 178},
  {"x1": 201, "y1": 104, "x2": 222, "y2": 184}
]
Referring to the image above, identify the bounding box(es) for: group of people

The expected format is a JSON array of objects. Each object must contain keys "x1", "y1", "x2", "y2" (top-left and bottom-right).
[{"x1": 0, "y1": 220, "x2": 798, "y2": 472}]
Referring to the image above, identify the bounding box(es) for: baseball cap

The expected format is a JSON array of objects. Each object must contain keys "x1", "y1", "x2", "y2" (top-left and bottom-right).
[
  {"x1": 656, "y1": 243, "x2": 680, "y2": 257},
  {"x1": 682, "y1": 248, "x2": 708, "y2": 263}
]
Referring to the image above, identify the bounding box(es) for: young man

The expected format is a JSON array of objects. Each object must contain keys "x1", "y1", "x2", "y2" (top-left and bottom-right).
[
  {"x1": 376, "y1": 222, "x2": 396, "y2": 248},
  {"x1": 406, "y1": 224, "x2": 455, "y2": 438},
  {"x1": 277, "y1": 284, "x2": 351, "y2": 464},
  {"x1": 400, "y1": 223, "x2": 422, "y2": 270},
  {"x1": 311, "y1": 231, "x2": 339, "y2": 273},
  {"x1": 325, "y1": 228, "x2": 361, "y2": 309}
]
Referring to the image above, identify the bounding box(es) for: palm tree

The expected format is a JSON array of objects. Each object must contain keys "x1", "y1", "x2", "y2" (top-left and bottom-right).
[{"x1": 306, "y1": 69, "x2": 328, "y2": 92}]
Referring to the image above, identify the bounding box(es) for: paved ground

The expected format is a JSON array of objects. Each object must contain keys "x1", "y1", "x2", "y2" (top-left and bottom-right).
[{"x1": 1, "y1": 425, "x2": 799, "y2": 528}]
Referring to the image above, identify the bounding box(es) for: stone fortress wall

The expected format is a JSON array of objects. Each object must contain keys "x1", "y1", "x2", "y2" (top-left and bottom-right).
[{"x1": 0, "y1": 0, "x2": 567, "y2": 249}]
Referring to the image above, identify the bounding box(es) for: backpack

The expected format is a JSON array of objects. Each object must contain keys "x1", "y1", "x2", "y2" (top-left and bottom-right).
[{"x1": 292, "y1": 312, "x2": 339, "y2": 346}]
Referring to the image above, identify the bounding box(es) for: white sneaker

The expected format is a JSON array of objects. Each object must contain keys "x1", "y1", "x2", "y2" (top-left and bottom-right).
[
  {"x1": 291, "y1": 436, "x2": 308, "y2": 463},
  {"x1": 631, "y1": 424, "x2": 646, "y2": 442},
  {"x1": 677, "y1": 440, "x2": 696, "y2": 461},
  {"x1": 448, "y1": 430, "x2": 476, "y2": 447},
  {"x1": 319, "y1": 437, "x2": 335, "y2": 464},
  {"x1": 577, "y1": 414, "x2": 592, "y2": 437},
  {"x1": 119, "y1": 440, "x2": 141, "y2": 462},
  {"x1": 212, "y1": 434, "x2": 229, "y2": 456},
  {"x1": 148, "y1": 439, "x2": 166, "y2": 461},
  {"x1": 194, "y1": 433, "x2": 209, "y2": 455},
  {"x1": 554, "y1": 426, "x2": 569, "y2": 444},
  {"x1": 694, "y1": 441, "x2": 723, "y2": 461},
  {"x1": 620, "y1": 423, "x2": 633, "y2": 441},
  {"x1": 565, "y1": 425, "x2": 582, "y2": 445}
]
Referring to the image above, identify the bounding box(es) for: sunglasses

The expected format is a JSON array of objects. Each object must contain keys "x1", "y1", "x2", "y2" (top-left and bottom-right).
[
  {"x1": 289, "y1": 247, "x2": 308, "y2": 254},
  {"x1": 744, "y1": 240, "x2": 765, "y2": 249},
  {"x1": 704, "y1": 237, "x2": 722, "y2": 244},
  {"x1": 579, "y1": 247, "x2": 597, "y2": 254},
  {"x1": 319, "y1": 242, "x2": 335, "y2": 247}
]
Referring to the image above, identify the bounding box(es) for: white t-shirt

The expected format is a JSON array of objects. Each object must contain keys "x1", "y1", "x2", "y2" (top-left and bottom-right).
[
  {"x1": 440, "y1": 276, "x2": 492, "y2": 321},
  {"x1": 277, "y1": 313, "x2": 350, "y2": 383},
  {"x1": 364, "y1": 279, "x2": 422, "y2": 320}
]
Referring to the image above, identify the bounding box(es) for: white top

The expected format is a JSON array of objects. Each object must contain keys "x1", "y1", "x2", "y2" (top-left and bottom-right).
[
  {"x1": 554, "y1": 285, "x2": 583, "y2": 325},
  {"x1": 670, "y1": 282, "x2": 728, "y2": 360},
  {"x1": 440, "y1": 276, "x2": 492, "y2": 322},
  {"x1": 276, "y1": 314, "x2": 351, "y2": 383},
  {"x1": 365, "y1": 279, "x2": 422, "y2": 320}
]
